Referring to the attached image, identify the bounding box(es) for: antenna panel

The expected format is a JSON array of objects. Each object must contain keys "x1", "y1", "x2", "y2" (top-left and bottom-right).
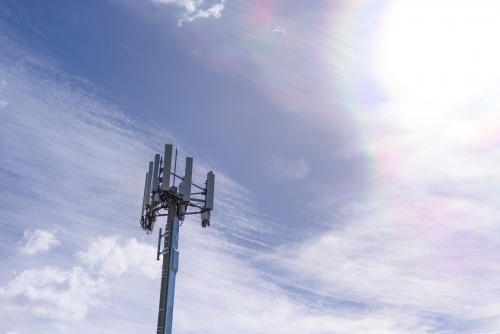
[
  {"x1": 152, "y1": 154, "x2": 160, "y2": 202},
  {"x1": 152, "y1": 154, "x2": 160, "y2": 192},
  {"x1": 145, "y1": 161, "x2": 153, "y2": 205},
  {"x1": 157, "y1": 227, "x2": 162, "y2": 261},
  {"x1": 141, "y1": 172, "x2": 149, "y2": 218},
  {"x1": 205, "y1": 171, "x2": 215, "y2": 210},
  {"x1": 162, "y1": 144, "x2": 173, "y2": 190},
  {"x1": 183, "y1": 157, "x2": 193, "y2": 202}
]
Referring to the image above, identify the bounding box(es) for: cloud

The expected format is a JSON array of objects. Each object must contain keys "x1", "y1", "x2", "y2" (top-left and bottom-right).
[
  {"x1": 78, "y1": 237, "x2": 159, "y2": 278},
  {"x1": 273, "y1": 26, "x2": 287, "y2": 35},
  {"x1": 168, "y1": 217, "x2": 437, "y2": 333},
  {"x1": 264, "y1": 155, "x2": 310, "y2": 181},
  {"x1": 20, "y1": 229, "x2": 61, "y2": 255},
  {"x1": 271, "y1": 91, "x2": 500, "y2": 332},
  {"x1": 0, "y1": 80, "x2": 6, "y2": 107},
  {"x1": 153, "y1": 0, "x2": 225, "y2": 25},
  {"x1": 0, "y1": 267, "x2": 103, "y2": 321},
  {"x1": 154, "y1": 0, "x2": 202, "y2": 13},
  {"x1": 1, "y1": 237, "x2": 161, "y2": 331}
]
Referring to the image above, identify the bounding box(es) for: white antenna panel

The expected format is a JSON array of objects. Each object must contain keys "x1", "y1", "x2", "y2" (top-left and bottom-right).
[
  {"x1": 152, "y1": 154, "x2": 160, "y2": 202},
  {"x1": 205, "y1": 171, "x2": 215, "y2": 210},
  {"x1": 183, "y1": 157, "x2": 193, "y2": 202},
  {"x1": 162, "y1": 144, "x2": 173, "y2": 190},
  {"x1": 145, "y1": 161, "x2": 153, "y2": 205},
  {"x1": 141, "y1": 172, "x2": 149, "y2": 218}
]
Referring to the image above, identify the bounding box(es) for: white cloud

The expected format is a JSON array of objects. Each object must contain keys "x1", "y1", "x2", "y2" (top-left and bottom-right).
[
  {"x1": 273, "y1": 26, "x2": 287, "y2": 35},
  {"x1": 20, "y1": 229, "x2": 61, "y2": 255},
  {"x1": 153, "y1": 0, "x2": 201, "y2": 13},
  {"x1": 78, "y1": 237, "x2": 159, "y2": 278},
  {"x1": 0, "y1": 267, "x2": 102, "y2": 321},
  {"x1": 153, "y1": 0, "x2": 225, "y2": 25},
  {"x1": 264, "y1": 155, "x2": 310, "y2": 181}
]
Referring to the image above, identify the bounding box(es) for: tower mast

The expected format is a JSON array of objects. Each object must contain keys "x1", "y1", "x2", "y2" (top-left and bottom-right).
[{"x1": 140, "y1": 144, "x2": 215, "y2": 333}]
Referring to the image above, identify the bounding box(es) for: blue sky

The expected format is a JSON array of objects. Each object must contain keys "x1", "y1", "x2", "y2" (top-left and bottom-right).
[{"x1": 2, "y1": 0, "x2": 500, "y2": 333}]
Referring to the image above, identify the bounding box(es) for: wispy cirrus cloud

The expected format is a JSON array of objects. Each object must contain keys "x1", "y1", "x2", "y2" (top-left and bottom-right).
[{"x1": 264, "y1": 155, "x2": 310, "y2": 181}]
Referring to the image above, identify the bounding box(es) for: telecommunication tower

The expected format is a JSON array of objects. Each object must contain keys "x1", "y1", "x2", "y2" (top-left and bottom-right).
[{"x1": 140, "y1": 144, "x2": 215, "y2": 334}]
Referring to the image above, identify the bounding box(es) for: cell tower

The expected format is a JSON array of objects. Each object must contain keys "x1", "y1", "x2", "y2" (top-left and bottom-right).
[{"x1": 140, "y1": 144, "x2": 215, "y2": 334}]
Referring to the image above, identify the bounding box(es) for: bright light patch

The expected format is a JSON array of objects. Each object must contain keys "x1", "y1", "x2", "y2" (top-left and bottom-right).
[{"x1": 374, "y1": 0, "x2": 500, "y2": 106}]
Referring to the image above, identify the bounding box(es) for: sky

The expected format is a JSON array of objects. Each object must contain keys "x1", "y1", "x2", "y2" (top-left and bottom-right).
[{"x1": 1, "y1": 0, "x2": 500, "y2": 333}]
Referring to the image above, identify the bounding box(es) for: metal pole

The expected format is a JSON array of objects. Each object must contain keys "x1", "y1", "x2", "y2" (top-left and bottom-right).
[{"x1": 157, "y1": 200, "x2": 180, "y2": 334}]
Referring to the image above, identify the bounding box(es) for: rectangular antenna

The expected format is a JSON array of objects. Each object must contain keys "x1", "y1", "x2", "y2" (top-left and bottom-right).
[
  {"x1": 162, "y1": 144, "x2": 173, "y2": 190},
  {"x1": 205, "y1": 171, "x2": 215, "y2": 210},
  {"x1": 152, "y1": 154, "x2": 160, "y2": 192},
  {"x1": 152, "y1": 154, "x2": 160, "y2": 202},
  {"x1": 141, "y1": 172, "x2": 149, "y2": 218},
  {"x1": 145, "y1": 161, "x2": 153, "y2": 205},
  {"x1": 183, "y1": 157, "x2": 193, "y2": 202},
  {"x1": 157, "y1": 227, "x2": 162, "y2": 261}
]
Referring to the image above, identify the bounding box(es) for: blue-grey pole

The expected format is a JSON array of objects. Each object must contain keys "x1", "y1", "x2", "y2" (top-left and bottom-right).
[{"x1": 157, "y1": 200, "x2": 180, "y2": 334}]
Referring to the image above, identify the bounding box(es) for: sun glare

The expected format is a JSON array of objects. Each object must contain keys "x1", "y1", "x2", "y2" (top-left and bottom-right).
[{"x1": 374, "y1": 0, "x2": 500, "y2": 107}]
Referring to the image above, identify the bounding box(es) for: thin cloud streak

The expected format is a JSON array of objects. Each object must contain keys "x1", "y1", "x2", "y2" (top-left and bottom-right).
[{"x1": 264, "y1": 155, "x2": 311, "y2": 181}]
